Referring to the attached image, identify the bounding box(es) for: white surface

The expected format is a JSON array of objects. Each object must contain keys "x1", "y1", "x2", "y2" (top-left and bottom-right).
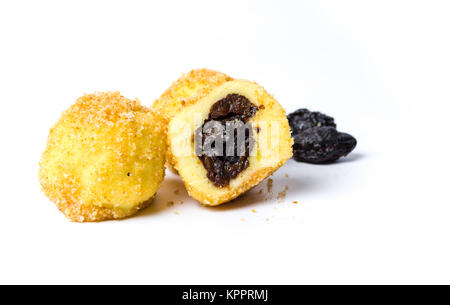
[{"x1": 1, "y1": 0, "x2": 449, "y2": 284}]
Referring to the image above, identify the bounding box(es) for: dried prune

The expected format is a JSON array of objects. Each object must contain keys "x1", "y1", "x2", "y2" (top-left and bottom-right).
[
  {"x1": 288, "y1": 108, "x2": 357, "y2": 164},
  {"x1": 292, "y1": 127, "x2": 357, "y2": 163},
  {"x1": 287, "y1": 108, "x2": 336, "y2": 134}
]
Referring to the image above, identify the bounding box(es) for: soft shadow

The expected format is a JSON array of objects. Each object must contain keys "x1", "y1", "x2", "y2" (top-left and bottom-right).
[
  {"x1": 205, "y1": 175, "x2": 319, "y2": 212},
  {"x1": 291, "y1": 152, "x2": 365, "y2": 166},
  {"x1": 134, "y1": 150, "x2": 360, "y2": 215},
  {"x1": 135, "y1": 176, "x2": 188, "y2": 218},
  {"x1": 336, "y1": 152, "x2": 365, "y2": 163}
]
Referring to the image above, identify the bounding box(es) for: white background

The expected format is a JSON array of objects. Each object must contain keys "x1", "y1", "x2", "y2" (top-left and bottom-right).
[{"x1": 1, "y1": 0, "x2": 449, "y2": 284}]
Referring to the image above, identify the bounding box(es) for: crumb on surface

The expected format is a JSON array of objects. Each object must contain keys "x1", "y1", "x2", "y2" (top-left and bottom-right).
[
  {"x1": 267, "y1": 178, "x2": 273, "y2": 193},
  {"x1": 285, "y1": 173, "x2": 289, "y2": 178},
  {"x1": 167, "y1": 201, "x2": 174, "y2": 207},
  {"x1": 293, "y1": 201, "x2": 298, "y2": 204},
  {"x1": 251, "y1": 209, "x2": 256, "y2": 213},
  {"x1": 174, "y1": 211, "x2": 179, "y2": 215},
  {"x1": 240, "y1": 218, "x2": 245, "y2": 222},
  {"x1": 277, "y1": 186, "x2": 289, "y2": 201}
]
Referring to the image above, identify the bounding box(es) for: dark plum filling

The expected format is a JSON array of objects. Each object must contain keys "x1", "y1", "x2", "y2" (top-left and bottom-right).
[{"x1": 195, "y1": 94, "x2": 258, "y2": 187}]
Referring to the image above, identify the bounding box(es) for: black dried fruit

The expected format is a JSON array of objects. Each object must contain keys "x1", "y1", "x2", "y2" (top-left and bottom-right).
[
  {"x1": 288, "y1": 108, "x2": 357, "y2": 164},
  {"x1": 292, "y1": 127, "x2": 357, "y2": 163},
  {"x1": 287, "y1": 108, "x2": 336, "y2": 134}
]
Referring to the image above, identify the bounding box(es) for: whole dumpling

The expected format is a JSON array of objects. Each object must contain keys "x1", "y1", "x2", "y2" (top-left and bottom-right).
[{"x1": 39, "y1": 92, "x2": 166, "y2": 222}]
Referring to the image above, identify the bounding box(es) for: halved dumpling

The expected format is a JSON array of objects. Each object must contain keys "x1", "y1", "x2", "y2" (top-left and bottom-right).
[{"x1": 168, "y1": 79, "x2": 293, "y2": 206}]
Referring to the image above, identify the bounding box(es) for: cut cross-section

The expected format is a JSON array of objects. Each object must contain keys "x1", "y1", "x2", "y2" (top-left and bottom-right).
[{"x1": 168, "y1": 79, "x2": 293, "y2": 206}]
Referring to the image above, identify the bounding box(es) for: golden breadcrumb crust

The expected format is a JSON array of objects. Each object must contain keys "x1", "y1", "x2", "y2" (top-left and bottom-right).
[
  {"x1": 152, "y1": 68, "x2": 233, "y2": 171},
  {"x1": 152, "y1": 68, "x2": 233, "y2": 122},
  {"x1": 168, "y1": 79, "x2": 293, "y2": 206},
  {"x1": 39, "y1": 92, "x2": 166, "y2": 222}
]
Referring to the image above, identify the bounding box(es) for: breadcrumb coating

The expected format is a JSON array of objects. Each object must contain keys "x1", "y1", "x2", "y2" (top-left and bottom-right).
[
  {"x1": 152, "y1": 68, "x2": 233, "y2": 123},
  {"x1": 39, "y1": 92, "x2": 166, "y2": 222}
]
